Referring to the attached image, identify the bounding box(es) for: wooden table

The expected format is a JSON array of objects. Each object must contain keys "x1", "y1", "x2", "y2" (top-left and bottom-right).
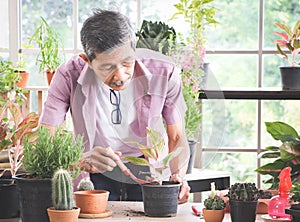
[
  {"x1": 0, "y1": 201, "x2": 265, "y2": 222},
  {"x1": 79, "y1": 201, "x2": 264, "y2": 222}
]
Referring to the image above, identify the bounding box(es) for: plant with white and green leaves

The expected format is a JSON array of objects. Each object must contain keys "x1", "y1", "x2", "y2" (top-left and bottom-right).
[{"x1": 124, "y1": 128, "x2": 183, "y2": 185}]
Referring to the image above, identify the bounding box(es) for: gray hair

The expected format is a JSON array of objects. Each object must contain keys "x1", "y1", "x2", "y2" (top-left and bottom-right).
[{"x1": 81, "y1": 9, "x2": 136, "y2": 62}]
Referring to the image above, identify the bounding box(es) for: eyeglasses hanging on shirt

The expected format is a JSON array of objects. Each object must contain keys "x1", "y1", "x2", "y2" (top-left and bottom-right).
[{"x1": 109, "y1": 89, "x2": 122, "y2": 124}]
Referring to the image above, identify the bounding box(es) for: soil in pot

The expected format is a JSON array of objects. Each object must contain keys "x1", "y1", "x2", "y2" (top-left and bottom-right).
[
  {"x1": 0, "y1": 179, "x2": 20, "y2": 219},
  {"x1": 142, "y1": 181, "x2": 180, "y2": 217}
]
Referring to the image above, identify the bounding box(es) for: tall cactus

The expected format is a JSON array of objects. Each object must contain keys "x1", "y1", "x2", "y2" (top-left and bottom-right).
[
  {"x1": 227, "y1": 182, "x2": 259, "y2": 201},
  {"x1": 52, "y1": 169, "x2": 74, "y2": 210}
]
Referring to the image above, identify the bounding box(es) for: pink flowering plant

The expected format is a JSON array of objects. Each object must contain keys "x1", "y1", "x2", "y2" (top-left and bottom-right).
[
  {"x1": 170, "y1": 0, "x2": 218, "y2": 140},
  {"x1": 273, "y1": 19, "x2": 300, "y2": 67},
  {"x1": 172, "y1": 44, "x2": 206, "y2": 140}
]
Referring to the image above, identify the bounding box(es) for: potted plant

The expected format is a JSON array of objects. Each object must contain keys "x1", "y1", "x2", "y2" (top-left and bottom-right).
[
  {"x1": 47, "y1": 169, "x2": 80, "y2": 222},
  {"x1": 14, "y1": 52, "x2": 30, "y2": 88},
  {"x1": 13, "y1": 126, "x2": 84, "y2": 222},
  {"x1": 124, "y1": 128, "x2": 184, "y2": 217},
  {"x1": 74, "y1": 178, "x2": 111, "y2": 218},
  {"x1": 136, "y1": 20, "x2": 176, "y2": 56},
  {"x1": 226, "y1": 182, "x2": 259, "y2": 222},
  {"x1": 0, "y1": 60, "x2": 38, "y2": 219},
  {"x1": 170, "y1": 0, "x2": 218, "y2": 173},
  {"x1": 28, "y1": 16, "x2": 63, "y2": 85},
  {"x1": 202, "y1": 182, "x2": 226, "y2": 222},
  {"x1": 285, "y1": 182, "x2": 300, "y2": 222},
  {"x1": 255, "y1": 121, "x2": 300, "y2": 190},
  {"x1": 273, "y1": 19, "x2": 300, "y2": 90}
]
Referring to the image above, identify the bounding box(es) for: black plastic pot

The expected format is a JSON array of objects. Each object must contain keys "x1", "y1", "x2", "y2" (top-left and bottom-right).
[
  {"x1": 229, "y1": 200, "x2": 258, "y2": 222},
  {"x1": 142, "y1": 181, "x2": 180, "y2": 217},
  {"x1": 280, "y1": 66, "x2": 300, "y2": 90},
  {"x1": 286, "y1": 204, "x2": 300, "y2": 222},
  {"x1": 13, "y1": 173, "x2": 52, "y2": 222},
  {"x1": 0, "y1": 179, "x2": 20, "y2": 219},
  {"x1": 186, "y1": 140, "x2": 197, "y2": 174}
]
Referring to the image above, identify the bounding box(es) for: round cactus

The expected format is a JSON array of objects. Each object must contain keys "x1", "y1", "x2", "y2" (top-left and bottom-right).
[
  {"x1": 52, "y1": 169, "x2": 74, "y2": 210},
  {"x1": 78, "y1": 178, "x2": 94, "y2": 191},
  {"x1": 227, "y1": 182, "x2": 259, "y2": 201}
]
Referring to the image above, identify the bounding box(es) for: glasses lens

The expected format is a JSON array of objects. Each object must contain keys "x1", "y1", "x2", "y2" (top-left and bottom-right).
[
  {"x1": 109, "y1": 89, "x2": 122, "y2": 124},
  {"x1": 110, "y1": 89, "x2": 120, "y2": 105},
  {"x1": 111, "y1": 108, "x2": 122, "y2": 124}
]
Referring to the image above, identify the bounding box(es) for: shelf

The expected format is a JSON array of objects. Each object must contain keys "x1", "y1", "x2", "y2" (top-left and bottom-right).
[{"x1": 199, "y1": 88, "x2": 300, "y2": 100}]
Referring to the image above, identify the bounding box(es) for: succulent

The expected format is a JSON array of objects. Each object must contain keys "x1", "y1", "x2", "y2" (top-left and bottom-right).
[
  {"x1": 204, "y1": 195, "x2": 226, "y2": 210},
  {"x1": 136, "y1": 20, "x2": 176, "y2": 56},
  {"x1": 203, "y1": 182, "x2": 226, "y2": 210},
  {"x1": 78, "y1": 178, "x2": 94, "y2": 191},
  {"x1": 226, "y1": 182, "x2": 259, "y2": 201},
  {"x1": 51, "y1": 169, "x2": 74, "y2": 210}
]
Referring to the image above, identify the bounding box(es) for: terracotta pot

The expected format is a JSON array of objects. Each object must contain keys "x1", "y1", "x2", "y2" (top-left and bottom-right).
[
  {"x1": 202, "y1": 208, "x2": 225, "y2": 222},
  {"x1": 74, "y1": 190, "x2": 109, "y2": 214},
  {"x1": 47, "y1": 207, "x2": 80, "y2": 222},
  {"x1": 46, "y1": 70, "x2": 55, "y2": 85},
  {"x1": 16, "y1": 71, "x2": 30, "y2": 88}
]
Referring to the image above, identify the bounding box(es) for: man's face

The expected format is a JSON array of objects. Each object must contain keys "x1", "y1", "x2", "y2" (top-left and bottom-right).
[{"x1": 89, "y1": 42, "x2": 136, "y2": 91}]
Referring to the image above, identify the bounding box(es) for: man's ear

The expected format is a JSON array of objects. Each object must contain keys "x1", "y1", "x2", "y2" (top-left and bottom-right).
[{"x1": 79, "y1": 53, "x2": 89, "y2": 63}]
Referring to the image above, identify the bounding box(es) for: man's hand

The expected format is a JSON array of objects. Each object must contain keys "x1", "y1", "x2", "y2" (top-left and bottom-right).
[
  {"x1": 169, "y1": 174, "x2": 190, "y2": 204},
  {"x1": 80, "y1": 147, "x2": 121, "y2": 173}
]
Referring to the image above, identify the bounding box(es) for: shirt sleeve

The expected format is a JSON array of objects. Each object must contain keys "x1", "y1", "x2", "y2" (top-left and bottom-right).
[{"x1": 162, "y1": 65, "x2": 187, "y2": 125}]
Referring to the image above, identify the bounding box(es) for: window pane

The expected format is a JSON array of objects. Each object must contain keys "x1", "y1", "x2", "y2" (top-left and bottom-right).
[
  {"x1": 206, "y1": 55, "x2": 257, "y2": 88},
  {"x1": 78, "y1": 0, "x2": 137, "y2": 49},
  {"x1": 202, "y1": 100, "x2": 257, "y2": 148},
  {"x1": 22, "y1": 0, "x2": 73, "y2": 48},
  {"x1": 261, "y1": 100, "x2": 300, "y2": 148},
  {"x1": 0, "y1": 0, "x2": 9, "y2": 50},
  {"x1": 264, "y1": 0, "x2": 300, "y2": 49},
  {"x1": 202, "y1": 152, "x2": 257, "y2": 184},
  {"x1": 263, "y1": 54, "x2": 285, "y2": 87},
  {"x1": 205, "y1": 0, "x2": 259, "y2": 50}
]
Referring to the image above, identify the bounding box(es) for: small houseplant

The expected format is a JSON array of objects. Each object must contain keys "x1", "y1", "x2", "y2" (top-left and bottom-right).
[
  {"x1": 273, "y1": 19, "x2": 300, "y2": 89},
  {"x1": 28, "y1": 16, "x2": 63, "y2": 85},
  {"x1": 47, "y1": 169, "x2": 80, "y2": 222},
  {"x1": 255, "y1": 121, "x2": 300, "y2": 190},
  {"x1": 14, "y1": 126, "x2": 84, "y2": 222},
  {"x1": 226, "y1": 182, "x2": 259, "y2": 222},
  {"x1": 202, "y1": 182, "x2": 226, "y2": 222},
  {"x1": 124, "y1": 128, "x2": 184, "y2": 217},
  {"x1": 74, "y1": 178, "x2": 111, "y2": 218},
  {"x1": 0, "y1": 59, "x2": 38, "y2": 219},
  {"x1": 170, "y1": 0, "x2": 218, "y2": 173}
]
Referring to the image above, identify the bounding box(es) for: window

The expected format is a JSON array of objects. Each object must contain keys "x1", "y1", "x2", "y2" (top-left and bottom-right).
[{"x1": 1, "y1": 0, "x2": 299, "y2": 190}]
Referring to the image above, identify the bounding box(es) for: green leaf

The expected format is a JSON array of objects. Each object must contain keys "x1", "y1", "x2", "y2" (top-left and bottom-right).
[
  {"x1": 257, "y1": 150, "x2": 280, "y2": 159},
  {"x1": 129, "y1": 141, "x2": 157, "y2": 159},
  {"x1": 255, "y1": 159, "x2": 287, "y2": 175},
  {"x1": 265, "y1": 122, "x2": 299, "y2": 142},
  {"x1": 147, "y1": 128, "x2": 165, "y2": 158},
  {"x1": 124, "y1": 156, "x2": 150, "y2": 166},
  {"x1": 162, "y1": 147, "x2": 184, "y2": 166}
]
